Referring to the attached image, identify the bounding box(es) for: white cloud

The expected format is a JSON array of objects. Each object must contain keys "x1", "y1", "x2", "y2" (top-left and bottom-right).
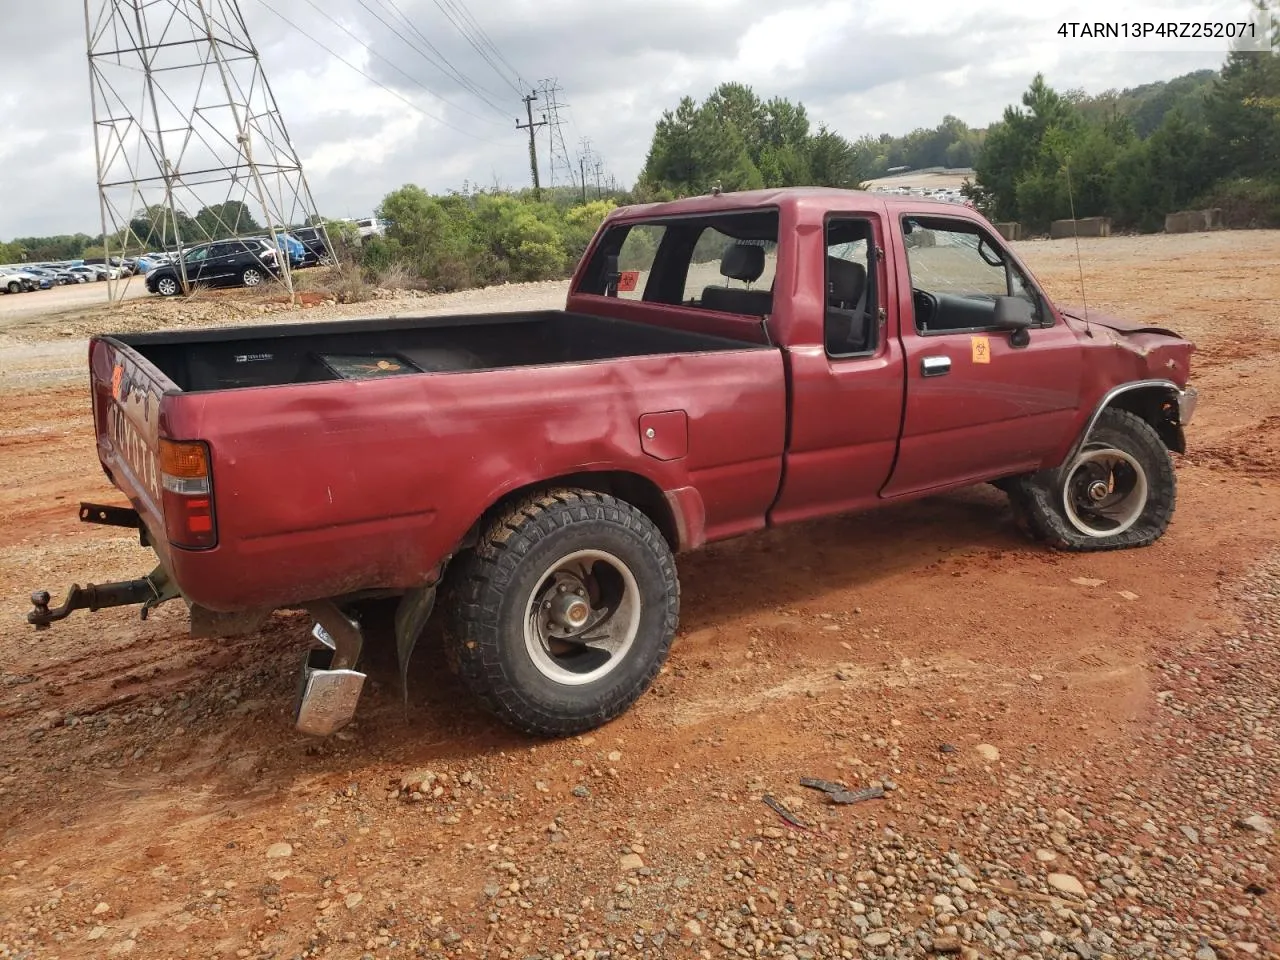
[{"x1": 0, "y1": 0, "x2": 1237, "y2": 238}]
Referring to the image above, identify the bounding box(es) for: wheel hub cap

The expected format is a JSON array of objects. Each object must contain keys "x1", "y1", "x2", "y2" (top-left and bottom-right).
[
  {"x1": 548, "y1": 590, "x2": 590, "y2": 630},
  {"x1": 523, "y1": 550, "x2": 642, "y2": 686},
  {"x1": 1061, "y1": 445, "x2": 1149, "y2": 539}
]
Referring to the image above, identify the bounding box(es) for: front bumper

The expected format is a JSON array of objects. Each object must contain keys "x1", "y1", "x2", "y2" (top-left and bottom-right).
[{"x1": 1177, "y1": 384, "x2": 1198, "y2": 427}]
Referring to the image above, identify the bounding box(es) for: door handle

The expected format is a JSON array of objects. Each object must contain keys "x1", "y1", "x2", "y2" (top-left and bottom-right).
[{"x1": 921, "y1": 356, "x2": 951, "y2": 377}]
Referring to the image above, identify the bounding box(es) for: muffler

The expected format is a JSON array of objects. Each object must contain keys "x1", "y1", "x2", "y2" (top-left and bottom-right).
[{"x1": 293, "y1": 605, "x2": 367, "y2": 736}]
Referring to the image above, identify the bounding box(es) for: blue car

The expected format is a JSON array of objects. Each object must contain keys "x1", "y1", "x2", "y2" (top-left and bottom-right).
[{"x1": 252, "y1": 232, "x2": 306, "y2": 268}]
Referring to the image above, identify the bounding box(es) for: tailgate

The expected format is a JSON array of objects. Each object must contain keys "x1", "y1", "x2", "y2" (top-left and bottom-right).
[{"x1": 89, "y1": 337, "x2": 175, "y2": 550}]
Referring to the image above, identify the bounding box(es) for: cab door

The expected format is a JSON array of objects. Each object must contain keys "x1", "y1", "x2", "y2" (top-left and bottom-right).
[
  {"x1": 769, "y1": 213, "x2": 907, "y2": 523},
  {"x1": 881, "y1": 213, "x2": 1083, "y2": 498}
]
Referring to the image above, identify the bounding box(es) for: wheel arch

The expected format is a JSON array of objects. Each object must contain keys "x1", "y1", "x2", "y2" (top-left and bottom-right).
[
  {"x1": 459, "y1": 470, "x2": 689, "y2": 556},
  {"x1": 1064, "y1": 379, "x2": 1187, "y2": 466}
]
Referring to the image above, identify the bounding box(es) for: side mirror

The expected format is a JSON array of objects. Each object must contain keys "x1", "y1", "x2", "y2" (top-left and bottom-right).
[{"x1": 992, "y1": 295, "x2": 1035, "y2": 331}]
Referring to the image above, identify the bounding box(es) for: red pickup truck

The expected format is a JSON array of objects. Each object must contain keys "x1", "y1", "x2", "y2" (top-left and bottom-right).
[{"x1": 28, "y1": 187, "x2": 1197, "y2": 738}]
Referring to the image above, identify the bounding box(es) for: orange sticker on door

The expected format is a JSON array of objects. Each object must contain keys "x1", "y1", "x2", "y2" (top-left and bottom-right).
[
  {"x1": 971, "y1": 336, "x2": 991, "y2": 364},
  {"x1": 617, "y1": 270, "x2": 639, "y2": 292}
]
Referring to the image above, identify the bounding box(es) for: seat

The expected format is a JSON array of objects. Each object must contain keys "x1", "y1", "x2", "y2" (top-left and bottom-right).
[
  {"x1": 824, "y1": 256, "x2": 872, "y2": 355},
  {"x1": 700, "y1": 243, "x2": 773, "y2": 316}
]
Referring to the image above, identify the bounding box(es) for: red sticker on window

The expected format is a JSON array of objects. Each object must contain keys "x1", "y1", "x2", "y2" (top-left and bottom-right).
[{"x1": 617, "y1": 270, "x2": 639, "y2": 292}]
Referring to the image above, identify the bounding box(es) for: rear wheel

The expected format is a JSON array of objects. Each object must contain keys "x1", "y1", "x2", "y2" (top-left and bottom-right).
[
  {"x1": 241, "y1": 266, "x2": 264, "y2": 287},
  {"x1": 443, "y1": 488, "x2": 679, "y2": 736},
  {"x1": 1012, "y1": 408, "x2": 1176, "y2": 551},
  {"x1": 6, "y1": 281, "x2": 19, "y2": 295}
]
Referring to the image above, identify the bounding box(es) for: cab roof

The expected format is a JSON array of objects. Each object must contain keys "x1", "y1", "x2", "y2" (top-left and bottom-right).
[{"x1": 605, "y1": 186, "x2": 977, "y2": 226}]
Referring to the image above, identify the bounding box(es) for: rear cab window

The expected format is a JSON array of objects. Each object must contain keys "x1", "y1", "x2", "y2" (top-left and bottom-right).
[{"x1": 577, "y1": 210, "x2": 779, "y2": 318}]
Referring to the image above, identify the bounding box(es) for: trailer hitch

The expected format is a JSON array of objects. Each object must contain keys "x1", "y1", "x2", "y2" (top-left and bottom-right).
[{"x1": 27, "y1": 566, "x2": 176, "y2": 629}]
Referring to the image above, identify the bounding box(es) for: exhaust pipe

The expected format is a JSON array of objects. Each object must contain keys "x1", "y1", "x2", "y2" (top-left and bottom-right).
[{"x1": 294, "y1": 603, "x2": 367, "y2": 736}]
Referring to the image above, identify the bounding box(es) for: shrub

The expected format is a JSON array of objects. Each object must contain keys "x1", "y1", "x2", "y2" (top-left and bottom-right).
[{"x1": 1193, "y1": 177, "x2": 1280, "y2": 228}]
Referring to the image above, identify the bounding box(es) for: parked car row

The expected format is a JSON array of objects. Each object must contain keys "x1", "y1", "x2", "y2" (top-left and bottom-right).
[
  {"x1": 0, "y1": 260, "x2": 133, "y2": 294},
  {"x1": 2, "y1": 227, "x2": 333, "y2": 297}
]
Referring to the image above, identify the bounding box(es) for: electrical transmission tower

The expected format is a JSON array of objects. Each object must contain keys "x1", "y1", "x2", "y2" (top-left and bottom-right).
[
  {"x1": 538, "y1": 79, "x2": 575, "y2": 191},
  {"x1": 85, "y1": 0, "x2": 327, "y2": 302}
]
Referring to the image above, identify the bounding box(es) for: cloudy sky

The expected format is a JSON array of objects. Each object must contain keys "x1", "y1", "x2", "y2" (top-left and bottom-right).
[{"x1": 0, "y1": 0, "x2": 1250, "y2": 240}]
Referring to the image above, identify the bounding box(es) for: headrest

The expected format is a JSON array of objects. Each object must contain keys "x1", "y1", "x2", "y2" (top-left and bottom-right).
[
  {"x1": 827, "y1": 257, "x2": 866, "y2": 306},
  {"x1": 720, "y1": 243, "x2": 765, "y2": 283}
]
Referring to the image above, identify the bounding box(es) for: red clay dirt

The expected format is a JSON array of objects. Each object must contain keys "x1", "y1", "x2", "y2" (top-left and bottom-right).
[{"x1": 0, "y1": 231, "x2": 1278, "y2": 959}]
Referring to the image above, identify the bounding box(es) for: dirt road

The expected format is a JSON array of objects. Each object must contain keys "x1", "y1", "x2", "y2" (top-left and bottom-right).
[
  {"x1": 0, "y1": 278, "x2": 147, "y2": 329},
  {"x1": 1, "y1": 233, "x2": 1278, "y2": 960}
]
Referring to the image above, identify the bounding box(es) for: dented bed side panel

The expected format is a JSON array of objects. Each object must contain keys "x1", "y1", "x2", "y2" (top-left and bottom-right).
[{"x1": 144, "y1": 347, "x2": 786, "y2": 611}]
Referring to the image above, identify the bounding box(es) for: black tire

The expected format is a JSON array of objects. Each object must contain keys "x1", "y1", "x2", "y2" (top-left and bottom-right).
[
  {"x1": 241, "y1": 266, "x2": 264, "y2": 287},
  {"x1": 5, "y1": 281, "x2": 19, "y2": 295},
  {"x1": 155, "y1": 275, "x2": 180, "y2": 297},
  {"x1": 443, "y1": 488, "x2": 679, "y2": 736},
  {"x1": 1013, "y1": 408, "x2": 1176, "y2": 551}
]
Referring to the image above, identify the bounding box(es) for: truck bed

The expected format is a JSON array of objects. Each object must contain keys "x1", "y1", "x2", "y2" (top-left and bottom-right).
[
  {"x1": 116, "y1": 310, "x2": 760, "y2": 392},
  {"x1": 92, "y1": 309, "x2": 787, "y2": 612}
]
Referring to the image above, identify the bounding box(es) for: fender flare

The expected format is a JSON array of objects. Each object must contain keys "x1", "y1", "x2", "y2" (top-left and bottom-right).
[{"x1": 1058, "y1": 378, "x2": 1196, "y2": 468}]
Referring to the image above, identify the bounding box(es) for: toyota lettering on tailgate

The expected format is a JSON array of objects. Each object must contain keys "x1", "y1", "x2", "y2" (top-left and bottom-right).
[{"x1": 108, "y1": 403, "x2": 161, "y2": 504}]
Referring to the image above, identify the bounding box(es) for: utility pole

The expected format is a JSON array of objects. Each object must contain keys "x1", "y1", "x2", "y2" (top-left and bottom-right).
[
  {"x1": 577, "y1": 138, "x2": 592, "y2": 204},
  {"x1": 516, "y1": 90, "x2": 547, "y2": 200},
  {"x1": 593, "y1": 158, "x2": 604, "y2": 199}
]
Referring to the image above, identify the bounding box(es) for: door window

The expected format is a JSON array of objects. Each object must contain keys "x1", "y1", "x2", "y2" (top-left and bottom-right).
[{"x1": 902, "y1": 217, "x2": 1040, "y2": 334}]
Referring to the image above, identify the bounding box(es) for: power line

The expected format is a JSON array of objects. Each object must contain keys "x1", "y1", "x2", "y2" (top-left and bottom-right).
[
  {"x1": 356, "y1": 0, "x2": 512, "y2": 117},
  {"x1": 251, "y1": 0, "x2": 497, "y2": 143},
  {"x1": 437, "y1": 0, "x2": 527, "y2": 91},
  {"x1": 425, "y1": 0, "x2": 526, "y2": 96},
  {"x1": 293, "y1": 0, "x2": 503, "y2": 125}
]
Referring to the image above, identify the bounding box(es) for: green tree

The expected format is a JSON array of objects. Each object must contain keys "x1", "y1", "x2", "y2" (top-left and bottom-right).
[
  {"x1": 975, "y1": 74, "x2": 1083, "y2": 223},
  {"x1": 1205, "y1": 41, "x2": 1280, "y2": 178},
  {"x1": 127, "y1": 205, "x2": 196, "y2": 250},
  {"x1": 471, "y1": 194, "x2": 567, "y2": 282},
  {"x1": 193, "y1": 201, "x2": 261, "y2": 238},
  {"x1": 639, "y1": 83, "x2": 868, "y2": 195},
  {"x1": 806, "y1": 126, "x2": 866, "y2": 188}
]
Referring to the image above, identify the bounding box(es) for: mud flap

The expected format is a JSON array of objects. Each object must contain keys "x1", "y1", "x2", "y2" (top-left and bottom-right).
[{"x1": 393, "y1": 583, "x2": 436, "y2": 707}]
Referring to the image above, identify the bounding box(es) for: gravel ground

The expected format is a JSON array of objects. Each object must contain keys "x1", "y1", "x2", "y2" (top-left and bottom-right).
[{"x1": 1, "y1": 231, "x2": 1278, "y2": 960}]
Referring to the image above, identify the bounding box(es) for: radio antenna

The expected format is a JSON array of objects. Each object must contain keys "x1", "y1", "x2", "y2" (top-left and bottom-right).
[{"x1": 1064, "y1": 158, "x2": 1093, "y2": 338}]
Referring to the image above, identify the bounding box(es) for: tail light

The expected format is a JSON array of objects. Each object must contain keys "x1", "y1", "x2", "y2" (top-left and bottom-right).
[{"x1": 159, "y1": 439, "x2": 217, "y2": 549}]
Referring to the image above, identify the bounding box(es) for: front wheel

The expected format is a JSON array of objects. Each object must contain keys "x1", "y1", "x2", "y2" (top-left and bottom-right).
[
  {"x1": 241, "y1": 267, "x2": 264, "y2": 287},
  {"x1": 1013, "y1": 408, "x2": 1176, "y2": 551},
  {"x1": 155, "y1": 276, "x2": 180, "y2": 297},
  {"x1": 443, "y1": 488, "x2": 679, "y2": 736}
]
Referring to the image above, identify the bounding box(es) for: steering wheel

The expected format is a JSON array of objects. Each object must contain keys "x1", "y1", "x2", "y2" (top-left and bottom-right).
[{"x1": 912, "y1": 288, "x2": 938, "y2": 328}]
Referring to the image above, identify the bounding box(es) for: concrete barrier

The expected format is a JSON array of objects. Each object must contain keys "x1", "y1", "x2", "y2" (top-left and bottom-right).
[
  {"x1": 994, "y1": 222, "x2": 1022, "y2": 241},
  {"x1": 1165, "y1": 208, "x2": 1225, "y2": 233},
  {"x1": 1050, "y1": 217, "x2": 1111, "y2": 239}
]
